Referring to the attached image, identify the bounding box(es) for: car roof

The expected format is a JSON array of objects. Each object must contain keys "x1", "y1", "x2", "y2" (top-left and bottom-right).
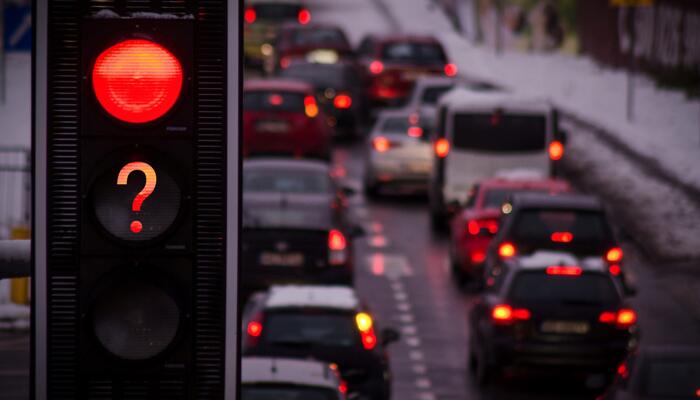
[
  {"x1": 264, "y1": 285, "x2": 359, "y2": 310},
  {"x1": 284, "y1": 58, "x2": 356, "y2": 69},
  {"x1": 438, "y1": 86, "x2": 550, "y2": 114},
  {"x1": 368, "y1": 34, "x2": 441, "y2": 44},
  {"x1": 510, "y1": 192, "x2": 603, "y2": 211},
  {"x1": 510, "y1": 250, "x2": 608, "y2": 273},
  {"x1": 243, "y1": 157, "x2": 330, "y2": 173},
  {"x1": 478, "y1": 177, "x2": 571, "y2": 191},
  {"x1": 242, "y1": 357, "x2": 339, "y2": 390},
  {"x1": 244, "y1": 78, "x2": 314, "y2": 92}
]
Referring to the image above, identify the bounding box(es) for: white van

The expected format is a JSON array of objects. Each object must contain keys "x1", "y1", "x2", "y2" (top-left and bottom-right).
[{"x1": 428, "y1": 87, "x2": 565, "y2": 229}]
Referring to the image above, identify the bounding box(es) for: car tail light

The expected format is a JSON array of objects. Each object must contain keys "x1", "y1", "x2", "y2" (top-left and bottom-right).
[
  {"x1": 279, "y1": 56, "x2": 291, "y2": 69},
  {"x1": 268, "y1": 94, "x2": 283, "y2": 106},
  {"x1": 246, "y1": 313, "x2": 264, "y2": 346},
  {"x1": 372, "y1": 136, "x2": 391, "y2": 153},
  {"x1": 498, "y1": 242, "x2": 516, "y2": 258},
  {"x1": 92, "y1": 39, "x2": 183, "y2": 124},
  {"x1": 444, "y1": 63, "x2": 458, "y2": 77},
  {"x1": 328, "y1": 229, "x2": 348, "y2": 266},
  {"x1": 599, "y1": 309, "x2": 637, "y2": 329},
  {"x1": 606, "y1": 247, "x2": 623, "y2": 263},
  {"x1": 304, "y1": 95, "x2": 319, "y2": 118},
  {"x1": 355, "y1": 312, "x2": 377, "y2": 350},
  {"x1": 549, "y1": 140, "x2": 564, "y2": 161},
  {"x1": 369, "y1": 60, "x2": 384, "y2": 75},
  {"x1": 244, "y1": 7, "x2": 256, "y2": 24},
  {"x1": 298, "y1": 8, "x2": 311, "y2": 25},
  {"x1": 546, "y1": 265, "x2": 582, "y2": 276},
  {"x1": 550, "y1": 231, "x2": 573, "y2": 243},
  {"x1": 609, "y1": 264, "x2": 621, "y2": 276},
  {"x1": 333, "y1": 94, "x2": 352, "y2": 109},
  {"x1": 616, "y1": 362, "x2": 629, "y2": 379},
  {"x1": 470, "y1": 251, "x2": 486, "y2": 264},
  {"x1": 467, "y1": 218, "x2": 499, "y2": 236},
  {"x1": 407, "y1": 126, "x2": 423, "y2": 138},
  {"x1": 434, "y1": 138, "x2": 450, "y2": 158},
  {"x1": 338, "y1": 380, "x2": 348, "y2": 395},
  {"x1": 491, "y1": 304, "x2": 530, "y2": 324}
]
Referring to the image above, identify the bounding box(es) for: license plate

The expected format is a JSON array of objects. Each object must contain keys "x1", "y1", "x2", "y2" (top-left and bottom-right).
[
  {"x1": 402, "y1": 70, "x2": 425, "y2": 81},
  {"x1": 259, "y1": 252, "x2": 304, "y2": 267},
  {"x1": 407, "y1": 162, "x2": 430, "y2": 173},
  {"x1": 541, "y1": 320, "x2": 590, "y2": 334},
  {"x1": 256, "y1": 120, "x2": 290, "y2": 133},
  {"x1": 306, "y1": 49, "x2": 339, "y2": 64}
]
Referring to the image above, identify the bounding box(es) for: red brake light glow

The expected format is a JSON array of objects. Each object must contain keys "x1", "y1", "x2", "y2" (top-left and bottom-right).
[
  {"x1": 279, "y1": 56, "x2": 291, "y2": 69},
  {"x1": 617, "y1": 362, "x2": 629, "y2": 378},
  {"x1": 599, "y1": 309, "x2": 637, "y2": 328},
  {"x1": 92, "y1": 39, "x2": 183, "y2": 124},
  {"x1": 549, "y1": 140, "x2": 564, "y2": 161},
  {"x1": 247, "y1": 321, "x2": 262, "y2": 337},
  {"x1": 609, "y1": 264, "x2": 621, "y2": 276},
  {"x1": 369, "y1": 60, "x2": 384, "y2": 75},
  {"x1": 338, "y1": 381, "x2": 348, "y2": 394},
  {"x1": 470, "y1": 251, "x2": 486, "y2": 264},
  {"x1": 268, "y1": 94, "x2": 283, "y2": 106},
  {"x1": 491, "y1": 304, "x2": 530, "y2": 324},
  {"x1": 298, "y1": 8, "x2": 311, "y2": 25},
  {"x1": 407, "y1": 126, "x2": 423, "y2": 138},
  {"x1": 434, "y1": 138, "x2": 450, "y2": 158},
  {"x1": 304, "y1": 95, "x2": 319, "y2": 118},
  {"x1": 244, "y1": 7, "x2": 256, "y2": 24},
  {"x1": 606, "y1": 247, "x2": 623, "y2": 263},
  {"x1": 467, "y1": 219, "x2": 499, "y2": 236},
  {"x1": 551, "y1": 231, "x2": 573, "y2": 243},
  {"x1": 333, "y1": 94, "x2": 352, "y2": 109},
  {"x1": 546, "y1": 266, "x2": 582, "y2": 276},
  {"x1": 372, "y1": 136, "x2": 391, "y2": 153},
  {"x1": 355, "y1": 312, "x2": 377, "y2": 350},
  {"x1": 328, "y1": 229, "x2": 347, "y2": 251},
  {"x1": 498, "y1": 242, "x2": 516, "y2": 258},
  {"x1": 444, "y1": 63, "x2": 458, "y2": 77}
]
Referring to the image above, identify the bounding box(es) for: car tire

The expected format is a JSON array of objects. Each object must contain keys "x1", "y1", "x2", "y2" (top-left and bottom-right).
[{"x1": 472, "y1": 348, "x2": 496, "y2": 387}]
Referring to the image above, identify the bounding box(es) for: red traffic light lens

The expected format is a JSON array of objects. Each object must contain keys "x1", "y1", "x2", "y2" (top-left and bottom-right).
[{"x1": 92, "y1": 39, "x2": 183, "y2": 124}]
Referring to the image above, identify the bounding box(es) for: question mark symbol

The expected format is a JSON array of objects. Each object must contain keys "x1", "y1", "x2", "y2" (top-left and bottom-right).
[{"x1": 117, "y1": 162, "x2": 157, "y2": 234}]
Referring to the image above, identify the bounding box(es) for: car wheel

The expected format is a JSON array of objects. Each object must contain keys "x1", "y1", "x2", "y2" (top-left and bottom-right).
[{"x1": 473, "y1": 348, "x2": 496, "y2": 387}]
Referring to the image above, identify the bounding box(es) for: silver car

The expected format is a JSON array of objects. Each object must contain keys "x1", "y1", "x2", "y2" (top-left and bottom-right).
[{"x1": 364, "y1": 109, "x2": 434, "y2": 196}]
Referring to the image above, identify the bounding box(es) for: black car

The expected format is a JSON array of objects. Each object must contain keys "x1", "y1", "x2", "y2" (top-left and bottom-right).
[
  {"x1": 242, "y1": 285, "x2": 400, "y2": 400},
  {"x1": 483, "y1": 192, "x2": 630, "y2": 290},
  {"x1": 278, "y1": 59, "x2": 366, "y2": 138},
  {"x1": 241, "y1": 158, "x2": 361, "y2": 298},
  {"x1": 601, "y1": 346, "x2": 700, "y2": 400},
  {"x1": 468, "y1": 259, "x2": 638, "y2": 386}
]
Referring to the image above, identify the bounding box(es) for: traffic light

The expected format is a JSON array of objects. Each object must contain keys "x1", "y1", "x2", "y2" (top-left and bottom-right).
[{"x1": 33, "y1": 1, "x2": 237, "y2": 398}]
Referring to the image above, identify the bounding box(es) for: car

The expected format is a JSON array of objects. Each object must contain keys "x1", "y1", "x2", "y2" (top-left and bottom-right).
[
  {"x1": 267, "y1": 23, "x2": 355, "y2": 74},
  {"x1": 600, "y1": 346, "x2": 700, "y2": 400},
  {"x1": 244, "y1": 0, "x2": 311, "y2": 70},
  {"x1": 363, "y1": 109, "x2": 434, "y2": 196},
  {"x1": 468, "y1": 253, "x2": 638, "y2": 386},
  {"x1": 428, "y1": 88, "x2": 567, "y2": 229},
  {"x1": 242, "y1": 356, "x2": 347, "y2": 399},
  {"x1": 356, "y1": 34, "x2": 456, "y2": 108},
  {"x1": 277, "y1": 59, "x2": 366, "y2": 138},
  {"x1": 242, "y1": 285, "x2": 400, "y2": 400},
  {"x1": 482, "y1": 192, "x2": 630, "y2": 291},
  {"x1": 449, "y1": 177, "x2": 572, "y2": 284},
  {"x1": 241, "y1": 158, "x2": 361, "y2": 297},
  {"x1": 243, "y1": 78, "x2": 331, "y2": 159}
]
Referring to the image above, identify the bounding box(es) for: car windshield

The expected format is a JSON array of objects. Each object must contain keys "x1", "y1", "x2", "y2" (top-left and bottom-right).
[
  {"x1": 292, "y1": 29, "x2": 348, "y2": 47},
  {"x1": 243, "y1": 168, "x2": 330, "y2": 194},
  {"x1": 279, "y1": 65, "x2": 352, "y2": 89},
  {"x1": 420, "y1": 85, "x2": 452, "y2": 105},
  {"x1": 244, "y1": 91, "x2": 306, "y2": 113},
  {"x1": 509, "y1": 272, "x2": 619, "y2": 305},
  {"x1": 483, "y1": 188, "x2": 549, "y2": 209},
  {"x1": 643, "y1": 360, "x2": 700, "y2": 397},
  {"x1": 252, "y1": 4, "x2": 301, "y2": 22},
  {"x1": 452, "y1": 113, "x2": 547, "y2": 152},
  {"x1": 511, "y1": 209, "x2": 613, "y2": 246},
  {"x1": 242, "y1": 385, "x2": 337, "y2": 400},
  {"x1": 262, "y1": 311, "x2": 359, "y2": 347},
  {"x1": 381, "y1": 42, "x2": 447, "y2": 64}
]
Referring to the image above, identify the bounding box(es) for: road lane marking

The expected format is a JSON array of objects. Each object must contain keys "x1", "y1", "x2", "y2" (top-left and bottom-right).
[
  {"x1": 415, "y1": 378, "x2": 432, "y2": 389},
  {"x1": 409, "y1": 350, "x2": 424, "y2": 361},
  {"x1": 405, "y1": 336, "x2": 421, "y2": 347},
  {"x1": 398, "y1": 313, "x2": 414, "y2": 323},
  {"x1": 417, "y1": 392, "x2": 436, "y2": 400},
  {"x1": 394, "y1": 291, "x2": 407, "y2": 301},
  {"x1": 369, "y1": 234, "x2": 388, "y2": 248},
  {"x1": 366, "y1": 253, "x2": 411, "y2": 279},
  {"x1": 412, "y1": 364, "x2": 427, "y2": 374},
  {"x1": 396, "y1": 302, "x2": 411, "y2": 312}
]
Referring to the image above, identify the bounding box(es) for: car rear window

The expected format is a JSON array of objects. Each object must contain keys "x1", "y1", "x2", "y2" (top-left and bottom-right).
[
  {"x1": 380, "y1": 42, "x2": 447, "y2": 64},
  {"x1": 244, "y1": 91, "x2": 306, "y2": 113},
  {"x1": 380, "y1": 116, "x2": 410, "y2": 133},
  {"x1": 509, "y1": 272, "x2": 619, "y2": 305},
  {"x1": 279, "y1": 64, "x2": 356, "y2": 89},
  {"x1": 451, "y1": 113, "x2": 546, "y2": 152},
  {"x1": 421, "y1": 85, "x2": 452, "y2": 105},
  {"x1": 243, "y1": 168, "x2": 331, "y2": 194},
  {"x1": 242, "y1": 385, "x2": 337, "y2": 400},
  {"x1": 252, "y1": 4, "x2": 301, "y2": 21},
  {"x1": 483, "y1": 188, "x2": 547, "y2": 208},
  {"x1": 511, "y1": 209, "x2": 613, "y2": 246},
  {"x1": 643, "y1": 360, "x2": 700, "y2": 397},
  {"x1": 292, "y1": 28, "x2": 348, "y2": 47},
  {"x1": 261, "y1": 311, "x2": 359, "y2": 347}
]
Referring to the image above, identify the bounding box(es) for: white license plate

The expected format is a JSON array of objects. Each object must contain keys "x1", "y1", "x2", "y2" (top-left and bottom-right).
[
  {"x1": 541, "y1": 320, "x2": 590, "y2": 334},
  {"x1": 256, "y1": 120, "x2": 290, "y2": 133},
  {"x1": 259, "y1": 252, "x2": 304, "y2": 267},
  {"x1": 407, "y1": 162, "x2": 430, "y2": 173},
  {"x1": 402, "y1": 70, "x2": 425, "y2": 81}
]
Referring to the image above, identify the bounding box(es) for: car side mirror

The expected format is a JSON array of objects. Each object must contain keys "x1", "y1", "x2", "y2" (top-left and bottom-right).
[{"x1": 381, "y1": 327, "x2": 400, "y2": 346}]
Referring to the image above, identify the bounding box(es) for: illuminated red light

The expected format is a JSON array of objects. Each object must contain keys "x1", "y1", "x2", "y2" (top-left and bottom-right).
[
  {"x1": 280, "y1": 56, "x2": 291, "y2": 69},
  {"x1": 244, "y1": 7, "x2": 256, "y2": 24},
  {"x1": 369, "y1": 60, "x2": 384, "y2": 75},
  {"x1": 551, "y1": 231, "x2": 573, "y2": 243},
  {"x1": 92, "y1": 39, "x2": 183, "y2": 124},
  {"x1": 407, "y1": 126, "x2": 423, "y2": 138},
  {"x1": 444, "y1": 63, "x2": 458, "y2": 77},
  {"x1": 268, "y1": 94, "x2": 283, "y2": 106},
  {"x1": 333, "y1": 94, "x2": 352, "y2": 109},
  {"x1": 609, "y1": 264, "x2": 621, "y2": 276},
  {"x1": 372, "y1": 136, "x2": 391, "y2": 153},
  {"x1": 498, "y1": 242, "x2": 516, "y2": 258},
  {"x1": 470, "y1": 251, "x2": 486, "y2": 264},
  {"x1": 492, "y1": 304, "x2": 530, "y2": 324},
  {"x1": 247, "y1": 321, "x2": 262, "y2": 337},
  {"x1": 434, "y1": 138, "x2": 450, "y2": 158},
  {"x1": 549, "y1": 140, "x2": 564, "y2": 161},
  {"x1": 304, "y1": 95, "x2": 319, "y2": 118},
  {"x1": 328, "y1": 229, "x2": 347, "y2": 251},
  {"x1": 606, "y1": 247, "x2": 624, "y2": 263},
  {"x1": 617, "y1": 362, "x2": 629, "y2": 378},
  {"x1": 468, "y1": 220, "x2": 480, "y2": 236},
  {"x1": 298, "y1": 8, "x2": 311, "y2": 25},
  {"x1": 546, "y1": 266, "x2": 582, "y2": 276},
  {"x1": 599, "y1": 309, "x2": 637, "y2": 328},
  {"x1": 599, "y1": 311, "x2": 617, "y2": 324},
  {"x1": 338, "y1": 381, "x2": 348, "y2": 394},
  {"x1": 355, "y1": 312, "x2": 377, "y2": 350}
]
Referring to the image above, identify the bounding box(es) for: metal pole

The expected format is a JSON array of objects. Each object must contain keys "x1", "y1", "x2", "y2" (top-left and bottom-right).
[
  {"x1": 626, "y1": 7, "x2": 636, "y2": 122},
  {"x1": 0, "y1": 0, "x2": 5, "y2": 105}
]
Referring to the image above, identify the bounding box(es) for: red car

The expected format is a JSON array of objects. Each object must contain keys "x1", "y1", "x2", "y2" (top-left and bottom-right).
[
  {"x1": 268, "y1": 23, "x2": 354, "y2": 73},
  {"x1": 449, "y1": 177, "x2": 572, "y2": 285},
  {"x1": 243, "y1": 79, "x2": 331, "y2": 159},
  {"x1": 356, "y1": 34, "x2": 457, "y2": 108}
]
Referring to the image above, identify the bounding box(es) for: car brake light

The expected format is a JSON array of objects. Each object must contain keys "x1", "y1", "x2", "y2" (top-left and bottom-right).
[
  {"x1": 546, "y1": 265, "x2": 582, "y2": 276},
  {"x1": 470, "y1": 251, "x2": 486, "y2": 264},
  {"x1": 444, "y1": 63, "x2": 458, "y2": 77},
  {"x1": 328, "y1": 229, "x2": 347, "y2": 251},
  {"x1": 550, "y1": 231, "x2": 573, "y2": 243},
  {"x1": 434, "y1": 138, "x2": 450, "y2": 158},
  {"x1": 606, "y1": 247, "x2": 623, "y2": 263},
  {"x1": 355, "y1": 312, "x2": 377, "y2": 350},
  {"x1": 467, "y1": 219, "x2": 499, "y2": 236},
  {"x1": 304, "y1": 95, "x2": 319, "y2": 118},
  {"x1": 498, "y1": 242, "x2": 516, "y2": 258},
  {"x1": 616, "y1": 362, "x2": 629, "y2": 378},
  {"x1": 372, "y1": 136, "x2": 391, "y2": 152},
  {"x1": 298, "y1": 8, "x2": 311, "y2": 25},
  {"x1": 407, "y1": 126, "x2": 423, "y2": 138},
  {"x1": 244, "y1": 7, "x2": 256, "y2": 24},
  {"x1": 247, "y1": 321, "x2": 262, "y2": 337},
  {"x1": 92, "y1": 39, "x2": 183, "y2": 124},
  {"x1": 268, "y1": 94, "x2": 283, "y2": 106},
  {"x1": 333, "y1": 94, "x2": 352, "y2": 109},
  {"x1": 549, "y1": 140, "x2": 564, "y2": 161},
  {"x1": 599, "y1": 309, "x2": 637, "y2": 328},
  {"x1": 279, "y1": 56, "x2": 291, "y2": 69},
  {"x1": 609, "y1": 264, "x2": 621, "y2": 276},
  {"x1": 338, "y1": 380, "x2": 348, "y2": 394},
  {"x1": 369, "y1": 60, "x2": 384, "y2": 75},
  {"x1": 491, "y1": 304, "x2": 530, "y2": 324}
]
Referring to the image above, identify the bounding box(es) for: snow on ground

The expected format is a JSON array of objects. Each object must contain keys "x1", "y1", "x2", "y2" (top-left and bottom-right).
[{"x1": 0, "y1": 53, "x2": 31, "y2": 148}]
